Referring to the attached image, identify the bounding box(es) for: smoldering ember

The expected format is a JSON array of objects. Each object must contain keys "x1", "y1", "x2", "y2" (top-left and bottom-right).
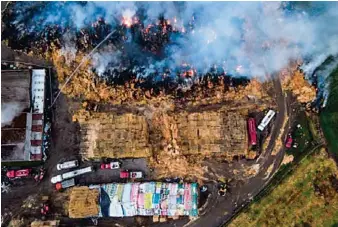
[{"x1": 1, "y1": 2, "x2": 338, "y2": 227}]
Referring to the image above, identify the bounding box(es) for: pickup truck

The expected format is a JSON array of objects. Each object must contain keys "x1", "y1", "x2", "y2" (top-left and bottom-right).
[
  {"x1": 51, "y1": 166, "x2": 93, "y2": 184},
  {"x1": 120, "y1": 170, "x2": 143, "y2": 179},
  {"x1": 55, "y1": 178, "x2": 75, "y2": 191}
]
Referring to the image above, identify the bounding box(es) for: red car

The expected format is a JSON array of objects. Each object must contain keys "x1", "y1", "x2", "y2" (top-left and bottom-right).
[
  {"x1": 6, "y1": 169, "x2": 31, "y2": 179},
  {"x1": 120, "y1": 171, "x2": 143, "y2": 179},
  {"x1": 100, "y1": 161, "x2": 121, "y2": 170},
  {"x1": 285, "y1": 135, "x2": 293, "y2": 148}
]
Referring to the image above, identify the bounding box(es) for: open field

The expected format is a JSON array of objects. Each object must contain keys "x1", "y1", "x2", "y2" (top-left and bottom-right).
[
  {"x1": 321, "y1": 66, "x2": 338, "y2": 156},
  {"x1": 229, "y1": 148, "x2": 338, "y2": 227}
]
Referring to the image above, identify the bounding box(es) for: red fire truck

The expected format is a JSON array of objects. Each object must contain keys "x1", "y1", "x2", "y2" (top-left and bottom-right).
[{"x1": 248, "y1": 118, "x2": 257, "y2": 146}]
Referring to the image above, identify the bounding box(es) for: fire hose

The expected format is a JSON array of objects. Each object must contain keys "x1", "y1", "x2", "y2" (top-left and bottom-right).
[{"x1": 50, "y1": 29, "x2": 117, "y2": 108}]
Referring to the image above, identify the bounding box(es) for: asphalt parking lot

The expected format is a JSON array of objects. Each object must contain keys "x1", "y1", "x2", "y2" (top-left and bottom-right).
[{"x1": 67, "y1": 158, "x2": 151, "y2": 186}]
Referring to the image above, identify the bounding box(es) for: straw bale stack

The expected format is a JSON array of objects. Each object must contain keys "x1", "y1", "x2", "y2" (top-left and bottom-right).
[{"x1": 68, "y1": 187, "x2": 99, "y2": 218}]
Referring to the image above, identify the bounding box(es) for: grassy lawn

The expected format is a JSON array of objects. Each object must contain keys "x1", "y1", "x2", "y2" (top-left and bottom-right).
[
  {"x1": 320, "y1": 66, "x2": 338, "y2": 156},
  {"x1": 229, "y1": 148, "x2": 338, "y2": 227}
]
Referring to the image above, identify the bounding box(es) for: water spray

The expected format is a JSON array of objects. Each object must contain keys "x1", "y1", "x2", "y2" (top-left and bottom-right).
[{"x1": 50, "y1": 29, "x2": 117, "y2": 108}]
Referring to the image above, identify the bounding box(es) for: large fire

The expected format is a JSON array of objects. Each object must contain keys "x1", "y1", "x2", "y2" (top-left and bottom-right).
[{"x1": 121, "y1": 9, "x2": 136, "y2": 28}]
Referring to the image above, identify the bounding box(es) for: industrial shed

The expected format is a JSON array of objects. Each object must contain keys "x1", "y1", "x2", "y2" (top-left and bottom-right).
[{"x1": 1, "y1": 69, "x2": 47, "y2": 162}]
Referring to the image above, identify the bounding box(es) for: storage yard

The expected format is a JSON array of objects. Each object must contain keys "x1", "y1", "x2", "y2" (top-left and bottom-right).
[
  {"x1": 75, "y1": 108, "x2": 250, "y2": 159},
  {"x1": 1, "y1": 2, "x2": 327, "y2": 227},
  {"x1": 69, "y1": 182, "x2": 198, "y2": 218}
]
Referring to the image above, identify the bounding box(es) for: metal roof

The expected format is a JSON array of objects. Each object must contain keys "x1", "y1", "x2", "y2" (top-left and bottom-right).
[{"x1": 31, "y1": 69, "x2": 46, "y2": 114}]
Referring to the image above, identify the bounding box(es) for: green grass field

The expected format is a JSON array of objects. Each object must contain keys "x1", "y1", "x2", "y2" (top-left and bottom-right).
[
  {"x1": 229, "y1": 148, "x2": 338, "y2": 227},
  {"x1": 287, "y1": 112, "x2": 313, "y2": 159},
  {"x1": 320, "y1": 66, "x2": 338, "y2": 155}
]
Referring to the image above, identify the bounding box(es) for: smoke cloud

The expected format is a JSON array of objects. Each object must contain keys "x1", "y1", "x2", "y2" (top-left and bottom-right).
[
  {"x1": 5, "y1": 2, "x2": 338, "y2": 86},
  {"x1": 1, "y1": 102, "x2": 25, "y2": 127}
]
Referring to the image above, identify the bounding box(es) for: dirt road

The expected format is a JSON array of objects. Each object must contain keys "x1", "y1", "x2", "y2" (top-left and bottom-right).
[
  {"x1": 1, "y1": 63, "x2": 290, "y2": 227},
  {"x1": 186, "y1": 76, "x2": 290, "y2": 227}
]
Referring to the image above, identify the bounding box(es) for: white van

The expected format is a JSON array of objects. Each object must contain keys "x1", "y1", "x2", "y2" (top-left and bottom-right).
[{"x1": 57, "y1": 160, "x2": 79, "y2": 171}]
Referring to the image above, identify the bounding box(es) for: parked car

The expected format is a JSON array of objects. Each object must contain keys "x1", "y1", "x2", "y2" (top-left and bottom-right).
[
  {"x1": 100, "y1": 161, "x2": 121, "y2": 170},
  {"x1": 285, "y1": 134, "x2": 293, "y2": 148},
  {"x1": 120, "y1": 170, "x2": 143, "y2": 179},
  {"x1": 6, "y1": 169, "x2": 31, "y2": 179},
  {"x1": 57, "y1": 160, "x2": 79, "y2": 170}
]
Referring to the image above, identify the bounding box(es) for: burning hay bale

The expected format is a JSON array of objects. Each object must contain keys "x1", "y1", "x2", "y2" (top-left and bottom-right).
[{"x1": 68, "y1": 187, "x2": 100, "y2": 218}]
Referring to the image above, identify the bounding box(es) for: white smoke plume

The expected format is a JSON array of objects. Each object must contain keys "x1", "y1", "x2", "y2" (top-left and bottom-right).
[
  {"x1": 5, "y1": 2, "x2": 338, "y2": 99},
  {"x1": 91, "y1": 47, "x2": 122, "y2": 77},
  {"x1": 1, "y1": 102, "x2": 25, "y2": 127}
]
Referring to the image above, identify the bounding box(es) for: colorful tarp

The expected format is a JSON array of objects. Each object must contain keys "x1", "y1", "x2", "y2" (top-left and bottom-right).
[{"x1": 99, "y1": 182, "x2": 198, "y2": 217}]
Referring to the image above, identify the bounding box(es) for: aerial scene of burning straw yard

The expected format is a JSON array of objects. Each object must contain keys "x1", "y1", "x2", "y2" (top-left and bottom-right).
[{"x1": 1, "y1": 1, "x2": 338, "y2": 227}]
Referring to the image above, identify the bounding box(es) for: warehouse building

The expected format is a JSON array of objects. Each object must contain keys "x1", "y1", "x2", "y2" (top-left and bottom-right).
[{"x1": 1, "y1": 69, "x2": 47, "y2": 162}]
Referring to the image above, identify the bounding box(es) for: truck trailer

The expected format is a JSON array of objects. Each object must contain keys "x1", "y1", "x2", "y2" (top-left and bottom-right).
[
  {"x1": 55, "y1": 178, "x2": 76, "y2": 191},
  {"x1": 51, "y1": 166, "x2": 93, "y2": 184},
  {"x1": 248, "y1": 118, "x2": 257, "y2": 145}
]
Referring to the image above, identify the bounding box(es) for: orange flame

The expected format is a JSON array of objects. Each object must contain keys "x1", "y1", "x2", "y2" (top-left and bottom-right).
[{"x1": 122, "y1": 17, "x2": 132, "y2": 28}]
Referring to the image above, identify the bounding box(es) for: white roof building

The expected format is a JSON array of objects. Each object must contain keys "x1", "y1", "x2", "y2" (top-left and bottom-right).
[{"x1": 32, "y1": 69, "x2": 46, "y2": 114}]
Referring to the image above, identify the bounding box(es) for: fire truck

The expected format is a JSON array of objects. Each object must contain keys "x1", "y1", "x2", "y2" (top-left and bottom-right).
[
  {"x1": 51, "y1": 166, "x2": 93, "y2": 184},
  {"x1": 248, "y1": 118, "x2": 257, "y2": 145}
]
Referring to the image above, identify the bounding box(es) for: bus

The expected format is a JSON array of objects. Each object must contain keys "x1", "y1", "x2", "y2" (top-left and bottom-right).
[{"x1": 258, "y1": 110, "x2": 276, "y2": 131}]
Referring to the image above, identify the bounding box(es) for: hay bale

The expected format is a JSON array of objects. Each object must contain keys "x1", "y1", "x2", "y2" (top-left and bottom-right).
[
  {"x1": 68, "y1": 187, "x2": 99, "y2": 218},
  {"x1": 30, "y1": 220, "x2": 60, "y2": 227}
]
